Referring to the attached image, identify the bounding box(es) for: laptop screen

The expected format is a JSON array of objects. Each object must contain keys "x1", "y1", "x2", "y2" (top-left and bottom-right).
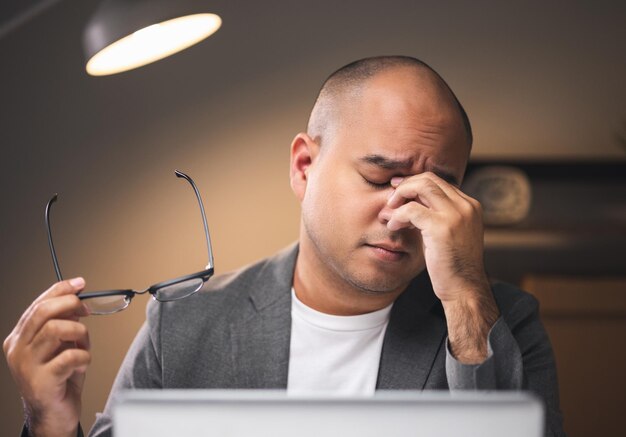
[{"x1": 113, "y1": 390, "x2": 544, "y2": 437}]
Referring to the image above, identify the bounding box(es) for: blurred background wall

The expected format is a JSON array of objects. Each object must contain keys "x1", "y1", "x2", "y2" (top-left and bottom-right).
[{"x1": 1, "y1": 0, "x2": 625, "y2": 435}]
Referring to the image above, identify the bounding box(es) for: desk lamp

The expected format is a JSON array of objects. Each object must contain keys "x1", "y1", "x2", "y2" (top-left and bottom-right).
[{"x1": 84, "y1": 0, "x2": 221, "y2": 76}]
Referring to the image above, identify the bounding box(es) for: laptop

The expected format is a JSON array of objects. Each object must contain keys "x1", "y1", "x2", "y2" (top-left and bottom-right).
[{"x1": 113, "y1": 390, "x2": 544, "y2": 437}]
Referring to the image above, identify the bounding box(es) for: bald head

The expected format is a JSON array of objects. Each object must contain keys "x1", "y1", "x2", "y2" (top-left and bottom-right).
[{"x1": 307, "y1": 56, "x2": 472, "y2": 150}]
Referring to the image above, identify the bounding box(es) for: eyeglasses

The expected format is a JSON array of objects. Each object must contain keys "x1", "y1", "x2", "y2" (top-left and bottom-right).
[{"x1": 45, "y1": 170, "x2": 215, "y2": 315}]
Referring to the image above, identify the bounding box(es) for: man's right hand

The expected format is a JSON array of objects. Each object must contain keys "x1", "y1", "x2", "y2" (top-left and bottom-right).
[{"x1": 3, "y1": 278, "x2": 91, "y2": 437}]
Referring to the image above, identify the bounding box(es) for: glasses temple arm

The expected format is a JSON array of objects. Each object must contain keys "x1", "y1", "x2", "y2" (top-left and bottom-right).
[
  {"x1": 174, "y1": 170, "x2": 214, "y2": 270},
  {"x1": 45, "y1": 194, "x2": 63, "y2": 281}
]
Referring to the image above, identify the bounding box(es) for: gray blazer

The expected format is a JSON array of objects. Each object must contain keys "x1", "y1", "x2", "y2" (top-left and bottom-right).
[{"x1": 88, "y1": 243, "x2": 565, "y2": 437}]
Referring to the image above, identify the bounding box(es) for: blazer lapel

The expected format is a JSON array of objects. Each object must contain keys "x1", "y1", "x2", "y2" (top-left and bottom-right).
[
  {"x1": 377, "y1": 271, "x2": 447, "y2": 389},
  {"x1": 230, "y1": 244, "x2": 298, "y2": 389},
  {"x1": 228, "y1": 245, "x2": 447, "y2": 390}
]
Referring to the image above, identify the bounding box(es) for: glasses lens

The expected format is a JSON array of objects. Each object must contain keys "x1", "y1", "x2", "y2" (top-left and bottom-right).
[
  {"x1": 155, "y1": 277, "x2": 203, "y2": 302},
  {"x1": 82, "y1": 295, "x2": 131, "y2": 315}
]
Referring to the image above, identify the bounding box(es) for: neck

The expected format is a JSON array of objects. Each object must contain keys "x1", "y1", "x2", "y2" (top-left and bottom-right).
[{"x1": 293, "y1": 235, "x2": 403, "y2": 316}]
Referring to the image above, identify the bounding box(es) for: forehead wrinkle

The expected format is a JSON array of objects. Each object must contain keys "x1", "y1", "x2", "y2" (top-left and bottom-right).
[{"x1": 402, "y1": 117, "x2": 452, "y2": 143}]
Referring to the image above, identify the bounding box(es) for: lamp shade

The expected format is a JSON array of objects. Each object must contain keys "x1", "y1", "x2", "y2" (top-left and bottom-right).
[{"x1": 83, "y1": 0, "x2": 221, "y2": 76}]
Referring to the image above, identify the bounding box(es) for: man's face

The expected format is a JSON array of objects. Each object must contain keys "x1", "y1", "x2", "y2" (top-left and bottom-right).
[{"x1": 299, "y1": 68, "x2": 470, "y2": 296}]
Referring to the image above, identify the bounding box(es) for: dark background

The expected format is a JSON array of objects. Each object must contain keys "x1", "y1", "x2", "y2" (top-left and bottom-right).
[{"x1": 1, "y1": 1, "x2": 625, "y2": 435}]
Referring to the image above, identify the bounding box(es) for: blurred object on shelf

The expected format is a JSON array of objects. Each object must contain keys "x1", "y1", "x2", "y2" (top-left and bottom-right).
[{"x1": 464, "y1": 165, "x2": 532, "y2": 226}]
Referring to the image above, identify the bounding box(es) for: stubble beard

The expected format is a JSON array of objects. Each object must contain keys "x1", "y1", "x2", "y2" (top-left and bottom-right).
[{"x1": 302, "y1": 218, "x2": 415, "y2": 296}]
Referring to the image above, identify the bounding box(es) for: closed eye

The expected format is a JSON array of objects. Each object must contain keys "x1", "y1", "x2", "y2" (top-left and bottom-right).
[{"x1": 362, "y1": 176, "x2": 390, "y2": 189}]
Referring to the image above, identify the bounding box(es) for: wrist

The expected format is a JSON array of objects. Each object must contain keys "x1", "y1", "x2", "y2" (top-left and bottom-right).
[
  {"x1": 25, "y1": 404, "x2": 78, "y2": 437},
  {"x1": 443, "y1": 289, "x2": 500, "y2": 364},
  {"x1": 28, "y1": 422, "x2": 78, "y2": 437}
]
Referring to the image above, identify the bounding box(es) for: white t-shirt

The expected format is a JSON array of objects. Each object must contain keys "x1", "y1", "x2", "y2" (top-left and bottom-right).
[{"x1": 287, "y1": 288, "x2": 393, "y2": 396}]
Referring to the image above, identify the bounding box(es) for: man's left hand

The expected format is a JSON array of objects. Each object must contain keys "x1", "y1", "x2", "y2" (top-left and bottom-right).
[{"x1": 384, "y1": 172, "x2": 500, "y2": 364}]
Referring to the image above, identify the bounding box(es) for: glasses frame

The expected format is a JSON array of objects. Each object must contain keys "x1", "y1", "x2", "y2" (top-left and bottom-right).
[{"x1": 45, "y1": 170, "x2": 215, "y2": 315}]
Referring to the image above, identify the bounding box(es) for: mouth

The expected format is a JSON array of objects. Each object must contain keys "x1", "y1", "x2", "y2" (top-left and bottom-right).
[{"x1": 365, "y1": 243, "x2": 408, "y2": 262}]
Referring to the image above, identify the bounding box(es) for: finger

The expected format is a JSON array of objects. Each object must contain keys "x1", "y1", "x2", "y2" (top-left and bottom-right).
[
  {"x1": 421, "y1": 172, "x2": 483, "y2": 213},
  {"x1": 388, "y1": 175, "x2": 453, "y2": 210},
  {"x1": 421, "y1": 172, "x2": 481, "y2": 210},
  {"x1": 19, "y1": 294, "x2": 89, "y2": 347},
  {"x1": 387, "y1": 201, "x2": 432, "y2": 232},
  {"x1": 46, "y1": 348, "x2": 91, "y2": 380},
  {"x1": 30, "y1": 320, "x2": 90, "y2": 363},
  {"x1": 35, "y1": 278, "x2": 86, "y2": 304},
  {"x1": 15, "y1": 278, "x2": 86, "y2": 335},
  {"x1": 455, "y1": 184, "x2": 481, "y2": 205},
  {"x1": 391, "y1": 172, "x2": 479, "y2": 217}
]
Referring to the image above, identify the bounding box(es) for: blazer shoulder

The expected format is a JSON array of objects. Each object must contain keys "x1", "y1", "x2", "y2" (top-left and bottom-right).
[
  {"x1": 491, "y1": 280, "x2": 540, "y2": 322},
  {"x1": 153, "y1": 256, "x2": 270, "y2": 318},
  {"x1": 149, "y1": 242, "x2": 298, "y2": 324}
]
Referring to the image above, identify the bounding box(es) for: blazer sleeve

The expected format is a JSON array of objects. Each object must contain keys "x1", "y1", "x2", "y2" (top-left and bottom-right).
[
  {"x1": 445, "y1": 286, "x2": 566, "y2": 437},
  {"x1": 88, "y1": 299, "x2": 163, "y2": 437}
]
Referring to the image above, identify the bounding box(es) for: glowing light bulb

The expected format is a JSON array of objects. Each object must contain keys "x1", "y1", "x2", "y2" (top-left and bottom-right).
[{"x1": 86, "y1": 13, "x2": 222, "y2": 76}]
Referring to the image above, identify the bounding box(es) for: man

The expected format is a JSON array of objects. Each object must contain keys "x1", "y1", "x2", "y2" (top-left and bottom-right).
[{"x1": 4, "y1": 56, "x2": 565, "y2": 437}]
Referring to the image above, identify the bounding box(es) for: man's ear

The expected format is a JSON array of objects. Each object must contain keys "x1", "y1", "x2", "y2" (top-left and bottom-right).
[{"x1": 289, "y1": 132, "x2": 320, "y2": 202}]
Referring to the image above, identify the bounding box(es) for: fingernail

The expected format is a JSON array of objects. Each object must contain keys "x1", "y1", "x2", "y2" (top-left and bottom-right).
[
  {"x1": 390, "y1": 177, "x2": 404, "y2": 187},
  {"x1": 69, "y1": 277, "x2": 85, "y2": 288}
]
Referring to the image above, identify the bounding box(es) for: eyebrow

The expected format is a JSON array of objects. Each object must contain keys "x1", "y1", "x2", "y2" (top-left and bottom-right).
[
  {"x1": 360, "y1": 154, "x2": 460, "y2": 186},
  {"x1": 361, "y1": 154, "x2": 414, "y2": 170}
]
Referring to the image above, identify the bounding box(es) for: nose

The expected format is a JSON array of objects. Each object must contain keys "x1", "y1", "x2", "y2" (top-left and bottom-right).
[{"x1": 378, "y1": 203, "x2": 394, "y2": 225}]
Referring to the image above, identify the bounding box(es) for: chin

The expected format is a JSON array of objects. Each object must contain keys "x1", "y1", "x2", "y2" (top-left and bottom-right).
[{"x1": 344, "y1": 272, "x2": 409, "y2": 295}]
